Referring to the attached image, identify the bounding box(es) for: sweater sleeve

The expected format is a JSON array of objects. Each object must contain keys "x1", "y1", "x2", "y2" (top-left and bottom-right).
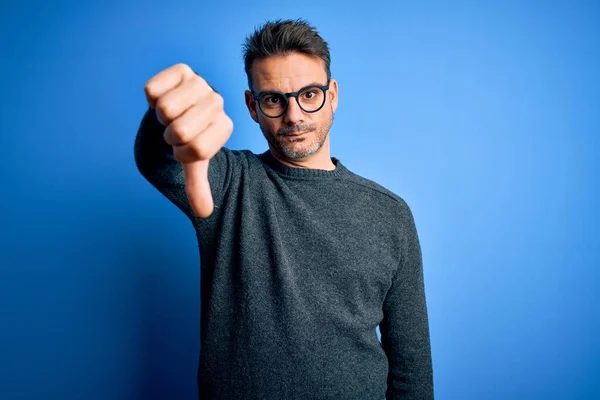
[
  {"x1": 133, "y1": 107, "x2": 232, "y2": 222},
  {"x1": 380, "y1": 201, "x2": 434, "y2": 399}
]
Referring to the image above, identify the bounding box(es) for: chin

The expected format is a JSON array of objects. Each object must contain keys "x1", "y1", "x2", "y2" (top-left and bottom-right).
[
  {"x1": 279, "y1": 140, "x2": 323, "y2": 160},
  {"x1": 261, "y1": 125, "x2": 326, "y2": 160}
]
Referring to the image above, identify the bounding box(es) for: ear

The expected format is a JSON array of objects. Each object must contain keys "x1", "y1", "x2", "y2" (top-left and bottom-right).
[
  {"x1": 328, "y1": 79, "x2": 339, "y2": 113},
  {"x1": 244, "y1": 90, "x2": 259, "y2": 123}
]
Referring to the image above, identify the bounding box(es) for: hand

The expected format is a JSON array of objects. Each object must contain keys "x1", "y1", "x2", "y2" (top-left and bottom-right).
[{"x1": 144, "y1": 63, "x2": 233, "y2": 218}]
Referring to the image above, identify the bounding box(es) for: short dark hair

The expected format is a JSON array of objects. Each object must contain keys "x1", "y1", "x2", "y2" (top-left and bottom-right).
[{"x1": 242, "y1": 18, "x2": 331, "y2": 91}]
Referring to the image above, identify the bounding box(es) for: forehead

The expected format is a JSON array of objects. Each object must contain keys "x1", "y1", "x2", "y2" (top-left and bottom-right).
[{"x1": 252, "y1": 52, "x2": 327, "y2": 92}]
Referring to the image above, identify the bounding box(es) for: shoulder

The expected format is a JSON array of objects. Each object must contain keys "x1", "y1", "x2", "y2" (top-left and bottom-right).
[
  {"x1": 210, "y1": 147, "x2": 260, "y2": 169},
  {"x1": 339, "y1": 164, "x2": 412, "y2": 213},
  {"x1": 337, "y1": 164, "x2": 420, "y2": 246}
]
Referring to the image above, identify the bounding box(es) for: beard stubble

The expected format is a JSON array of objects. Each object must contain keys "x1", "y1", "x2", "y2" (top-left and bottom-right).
[{"x1": 261, "y1": 111, "x2": 334, "y2": 160}]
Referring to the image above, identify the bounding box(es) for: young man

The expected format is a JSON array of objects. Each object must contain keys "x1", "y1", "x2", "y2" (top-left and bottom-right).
[{"x1": 135, "y1": 18, "x2": 434, "y2": 400}]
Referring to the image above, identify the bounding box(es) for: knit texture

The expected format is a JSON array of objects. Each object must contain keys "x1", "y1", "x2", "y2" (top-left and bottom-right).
[{"x1": 134, "y1": 108, "x2": 434, "y2": 399}]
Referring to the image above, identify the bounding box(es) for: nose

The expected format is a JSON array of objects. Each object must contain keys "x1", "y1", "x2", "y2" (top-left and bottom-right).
[{"x1": 283, "y1": 96, "x2": 304, "y2": 124}]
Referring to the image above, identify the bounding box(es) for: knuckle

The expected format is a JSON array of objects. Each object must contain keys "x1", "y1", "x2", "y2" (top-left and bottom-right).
[
  {"x1": 223, "y1": 115, "x2": 234, "y2": 133},
  {"x1": 191, "y1": 71, "x2": 208, "y2": 86},
  {"x1": 193, "y1": 143, "x2": 211, "y2": 161},
  {"x1": 174, "y1": 62, "x2": 192, "y2": 76},
  {"x1": 155, "y1": 97, "x2": 175, "y2": 121},
  {"x1": 191, "y1": 72, "x2": 206, "y2": 85},
  {"x1": 170, "y1": 119, "x2": 193, "y2": 143},
  {"x1": 189, "y1": 77, "x2": 207, "y2": 98},
  {"x1": 144, "y1": 81, "x2": 158, "y2": 100},
  {"x1": 213, "y1": 92, "x2": 224, "y2": 109}
]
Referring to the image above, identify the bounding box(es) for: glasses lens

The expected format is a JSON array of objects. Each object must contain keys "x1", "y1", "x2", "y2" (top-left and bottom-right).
[
  {"x1": 259, "y1": 93, "x2": 287, "y2": 117},
  {"x1": 298, "y1": 87, "x2": 326, "y2": 112}
]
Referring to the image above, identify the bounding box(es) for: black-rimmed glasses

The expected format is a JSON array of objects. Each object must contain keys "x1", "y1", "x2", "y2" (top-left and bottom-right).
[{"x1": 252, "y1": 80, "x2": 330, "y2": 118}]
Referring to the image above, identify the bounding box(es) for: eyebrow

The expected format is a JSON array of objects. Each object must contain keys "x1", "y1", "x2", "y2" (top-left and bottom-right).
[{"x1": 257, "y1": 81, "x2": 327, "y2": 94}]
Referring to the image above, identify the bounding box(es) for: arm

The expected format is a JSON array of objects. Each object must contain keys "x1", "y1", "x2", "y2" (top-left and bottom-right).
[
  {"x1": 136, "y1": 63, "x2": 234, "y2": 219},
  {"x1": 134, "y1": 107, "x2": 197, "y2": 220},
  {"x1": 380, "y1": 202, "x2": 434, "y2": 399}
]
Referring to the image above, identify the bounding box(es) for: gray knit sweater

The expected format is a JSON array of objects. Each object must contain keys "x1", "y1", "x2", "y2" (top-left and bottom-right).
[{"x1": 134, "y1": 108, "x2": 434, "y2": 399}]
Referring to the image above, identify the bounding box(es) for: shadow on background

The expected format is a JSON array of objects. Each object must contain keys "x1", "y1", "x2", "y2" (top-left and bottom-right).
[
  {"x1": 1, "y1": 142, "x2": 202, "y2": 399},
  {"x1": 114, "y1": 213, "x2": 201, "y2": 400}
]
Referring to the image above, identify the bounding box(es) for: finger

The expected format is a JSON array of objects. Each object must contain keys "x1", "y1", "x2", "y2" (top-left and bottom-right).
[
  {"x1": 183, "y1": 160, "x2": 214, "y2": 218},
  {"x1": 144, "y1": 63, "x2": 196, "y2": 108},
  {"x1": 172, "y1": 112, "x2": 233, "y2": 164},
  {"x1": 155, "y1": 77, "x2": 212, "y2": 127},
  {"x1": 163, "y1": 92, "x2": 223, "y2": 146}
]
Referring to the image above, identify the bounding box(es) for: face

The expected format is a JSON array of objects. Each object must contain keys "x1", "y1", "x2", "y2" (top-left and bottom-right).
[{"x1": 244, "y1": 52, "x2": 338, "y2": 161}]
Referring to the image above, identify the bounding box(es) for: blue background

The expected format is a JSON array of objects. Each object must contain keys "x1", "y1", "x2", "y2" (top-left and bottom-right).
[{"x1": 1, "y1": 1, "x2": 598, "y2": 399}]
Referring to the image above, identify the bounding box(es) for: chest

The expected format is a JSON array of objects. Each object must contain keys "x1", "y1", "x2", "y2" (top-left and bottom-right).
[{"x1": 234, "y1": 183, "x2": 400, "y2": 324}]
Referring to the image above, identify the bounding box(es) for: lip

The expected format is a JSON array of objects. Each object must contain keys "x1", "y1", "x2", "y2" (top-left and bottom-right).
[{"x1": 283, "y1": 131, "x2": 308, "y2": 137}]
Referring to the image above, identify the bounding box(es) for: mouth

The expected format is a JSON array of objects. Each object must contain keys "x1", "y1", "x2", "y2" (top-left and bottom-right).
[{"x1": 281, "y1": 131, "x2": 309, "y2": 137}]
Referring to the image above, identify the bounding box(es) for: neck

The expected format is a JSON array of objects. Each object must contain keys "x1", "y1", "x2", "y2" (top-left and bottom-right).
[{"x1": 270, "y1": 137, "x2": 335, "y2": 171}]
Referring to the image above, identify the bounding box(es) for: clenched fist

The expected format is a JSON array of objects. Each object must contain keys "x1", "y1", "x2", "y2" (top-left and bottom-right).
[{"x1": 144, "y1": 63, "x2": 233, "y2": 218}]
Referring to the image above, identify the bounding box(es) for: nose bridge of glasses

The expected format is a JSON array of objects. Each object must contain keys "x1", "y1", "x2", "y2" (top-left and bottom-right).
[
  {"x1": 284, "y1": 93, "x2": 304, "y2": 118},
  {"x1": 281, "y1": 91, "x2": 300, "y2": 108}
]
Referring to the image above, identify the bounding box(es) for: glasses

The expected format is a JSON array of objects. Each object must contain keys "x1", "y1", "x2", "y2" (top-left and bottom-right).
[{"x1": 252, "y1": 80, "x2": 331, "y2": 118}]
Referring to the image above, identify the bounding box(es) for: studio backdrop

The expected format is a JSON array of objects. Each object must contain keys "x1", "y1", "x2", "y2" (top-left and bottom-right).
[{"x1": 1, "y1": 1, "x2": 598, "y2": 399}]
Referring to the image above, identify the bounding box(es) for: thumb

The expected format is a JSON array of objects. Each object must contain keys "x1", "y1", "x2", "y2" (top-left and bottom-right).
[{"x1": 182, "y1": 160, "x2": 214, "y2": 218}]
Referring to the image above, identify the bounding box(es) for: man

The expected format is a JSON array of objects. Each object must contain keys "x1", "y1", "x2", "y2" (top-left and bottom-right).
[{"x1": 134, "y1": 18, "x2": 434, "y2": 400}]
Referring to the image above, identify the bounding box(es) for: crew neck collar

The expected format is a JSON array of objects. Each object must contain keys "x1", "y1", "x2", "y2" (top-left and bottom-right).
[{"x1": 258, "y1": 150, "x2": 347, "y2": 179}]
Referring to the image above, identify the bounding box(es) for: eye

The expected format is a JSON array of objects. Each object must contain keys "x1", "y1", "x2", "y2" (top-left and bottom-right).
[
  {"x1": 302, "y1": 90, "x2": 318, "y2": 99},
  {"x1": 264, "y1": 95, "x2": 280, "y2": 104}
]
